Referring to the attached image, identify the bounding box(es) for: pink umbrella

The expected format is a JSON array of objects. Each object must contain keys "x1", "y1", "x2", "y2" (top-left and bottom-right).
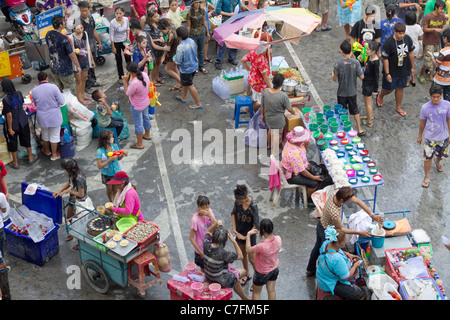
[{"x1": 214, "y1": 7, "x2": 322, "y2": 51}]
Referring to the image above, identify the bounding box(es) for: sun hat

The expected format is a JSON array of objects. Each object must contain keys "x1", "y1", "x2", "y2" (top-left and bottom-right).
[
  {"x1": 256, "y1": 41, "x2": 269, "y2": 54},
  {"x1": 286, "y1": 126, "x2": 312, "y2": 144},
  {"x1": 106, "y1": 171, "x2": 130, "y2": 185}
]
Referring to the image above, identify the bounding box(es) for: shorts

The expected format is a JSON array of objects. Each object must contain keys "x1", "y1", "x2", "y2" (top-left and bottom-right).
[
  {"x1": 101, "y1": 174, "x2": 114, "y2": 185},
  {"x1": 251, "y1": 88, "x2": 263, "y2": 105},
  {"x1": 308, "y1": 0, "x2": 330, "y2": 14},
  {"x1": 423, "y1": 138, "x2": 449, "y2": 160},
  {"x1": 194, "y1": 251, "x2": 204, "y2": 269},
  {"x1": 333, "y1": 282, "x2": 365, "y2": 300},
  {"x1": 4, "y1": 124, "x2": 31, "y2": 153},
  {"x1": 337, "y1": 95, "x2": 359, "y2": 115},
  {"x1": 382, "y1": 74, "x2": 408, "y2": 91},
  {"x1": 287, "y1": 172, "x2": 320, "y2": 189},
  {"x1": 362, "y1": 83, "x2": 377, "y2": 97},
  {"x1": 423, "y1": 44, "x2": 441, "y2": 70},
  {"x1": 41, "y1": 126, "x2": 61, "y2": 144},
  {"x1": 181, "y1": 71, "x2": 196, "y2": 87},
  {"x1": 253, "y1": 267, "x2": 279, "y2": 286},
  {"x1": 236, "y1": 233, "x2": 256, "y2": 246},
  {"x1": 52, "y1": 72, "x2": 74, "y2": 92}
]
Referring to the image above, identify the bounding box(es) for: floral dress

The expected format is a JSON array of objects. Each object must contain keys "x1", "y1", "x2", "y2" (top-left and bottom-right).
[
  {"x1": 242, "y1": 50, "x2": 270, "y2": 93},
  {"x1": 281, "y1": 141, "x2": 309, "y2": 180}
]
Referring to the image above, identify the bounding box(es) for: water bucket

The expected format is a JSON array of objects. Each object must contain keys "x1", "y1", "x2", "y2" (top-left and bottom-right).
[
  {"x1": 334, "y1": 104, "x2": 343, "y2": 114},
  {"x1": 209, "y1": 283, "x2": 221, "y2": 299},
  {"x1": 302, "y1": 107, "x2": 311, "y2": 115},
  {"x1": 330, "y1": 122, "x2": 339, "y2": 133},
  {"x1": 309, "y1": 123, "x2": 319, "y2": 132},
  {"x1": 338, "y1": 109, "x2": 348, "y2": 116},
  {"x1": 325, "y1": 110, "x2": 335, "y2": 119},
  {"x1": 343, "y1": 121, "x2": 353, "y2": 132},
  {"x1": 328, "y1": 117, "x2": 337, "y2": 123},
  {"x1": 319, "y1": 124, "x2": 329, "y2": 133},
  {"x1": 60, "y1": 135, "x2": 75, "y2": 158},
  {"x1": 191, "y1": 282, "x2": 204, "y2": 297},
  {"x1": 340, "y1": 115, "x2": 350, "y2": 122},
  {"x1": 323, "y1": 105, "x2": 332, "y2": 112},
  {"x1": 316, "y1": 118, "x2": 325, "y2": 125},
  {"x1": 371, "y1": 228, "x2": 386, "y2": 248},
  {"x1": 316, "y1": 112, "x2": 324, "y2": 119}
]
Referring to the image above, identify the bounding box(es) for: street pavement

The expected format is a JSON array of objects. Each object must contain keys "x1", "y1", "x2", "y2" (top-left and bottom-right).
[{"x1": 1, "y1": 0, "x2": 449, "y2": 301}]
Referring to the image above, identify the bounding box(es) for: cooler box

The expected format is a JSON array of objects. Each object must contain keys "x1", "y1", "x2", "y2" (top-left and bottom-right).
[
  {"x1": 384, "y1": 247, "x2": 432, "y2": 284},
  {"x1": 4, "y1": 182, "x2": 63, "y2": 266},
  {"x1": 167, "y1": 269, "x2": 232, "y2": 300}
]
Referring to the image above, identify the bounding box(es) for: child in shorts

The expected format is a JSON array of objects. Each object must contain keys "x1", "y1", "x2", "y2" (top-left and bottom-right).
[
  {"x1": 190, "y1": 195, "x2": 216, "y2": 271},
  {"x1": 332, "y1": 39, "x2": 365, "y2": 136},
  {"x1": 361, "y1": 41, "x2": 380, "y2": 129},
  {"x1": 92, "y1": 89, "x2": 125, "y2": 138}
]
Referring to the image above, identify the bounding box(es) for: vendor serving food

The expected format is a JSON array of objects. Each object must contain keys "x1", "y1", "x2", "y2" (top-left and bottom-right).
[{"x1": 106, "y1": 171, "x2": 144, "y2": 222}]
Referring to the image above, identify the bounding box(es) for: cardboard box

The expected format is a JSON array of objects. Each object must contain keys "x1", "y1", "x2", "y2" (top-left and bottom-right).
[{"x1": 284, "y1": 107, "x2": 304, "y2": 131}]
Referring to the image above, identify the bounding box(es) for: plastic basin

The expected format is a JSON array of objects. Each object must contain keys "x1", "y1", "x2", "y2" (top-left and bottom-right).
[{"x1": 116, "y1": 217, "x2": 137, "y2": 233}]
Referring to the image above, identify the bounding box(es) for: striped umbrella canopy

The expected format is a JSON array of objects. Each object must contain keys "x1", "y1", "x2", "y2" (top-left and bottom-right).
[{"x1": 213, "y1": 7, "x2": 322, "y2": 51}]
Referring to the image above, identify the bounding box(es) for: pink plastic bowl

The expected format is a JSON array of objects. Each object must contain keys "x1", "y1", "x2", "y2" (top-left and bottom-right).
[
  {"x1": 185, "y1": 262, "x2": 197, "y2": 274},
  {"x1": 209, "y1": 283, "x2": 221, "y2": 299},
  {"x1": 191, "y1": 282, "x2": 203, "y2": 297},
  {"x1": 346, "y1": 169, "x2": 356, "y2": 177}
]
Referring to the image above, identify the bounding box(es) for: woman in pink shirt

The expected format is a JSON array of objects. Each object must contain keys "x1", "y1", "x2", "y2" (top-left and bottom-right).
[
  {"x1": 123, "y1": 61, "x2": 152, "y2": 149},
  {"x1": 106, "y1": 171, "x2": 144, "y2": 222},
  {"x1": 246, "y1": 219, "x2": 282, "y2": 300}
]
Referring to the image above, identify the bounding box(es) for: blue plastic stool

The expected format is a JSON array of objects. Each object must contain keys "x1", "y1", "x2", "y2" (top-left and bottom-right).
[
  {"x1": 99, "y1": 126, "x2": 120, "y2": 148},
  {"x1": 234, "y1": 96, "x2": 254, "y2": 129}
]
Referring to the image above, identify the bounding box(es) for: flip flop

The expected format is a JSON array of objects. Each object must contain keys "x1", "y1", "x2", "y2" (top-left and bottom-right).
[
  {"x1": 321, "y1": 25, "x2": 332, "y2": 31},
  {"x1": 417, "y1": 75, "x2": 426, "y2": 85},
  {"x1": 358, "y1": 131, "x2": 366, "y2": 137},
  {"x1": 204, "y1": 57, "x2": 213, "y2": 63},
  {"x1": 422, "y1": 180, "x2": 430, "y2": 188},
  {"x1": 436, "y1": 162, "x2": 444, "y2": 172},
  {"x1": 240, "y1": 274, "x2": 251, "y2": 286},
  {"x1": 188, "y1": 105, "x2": 203, "y2": 109},
  {"x1": 9, "y1": 163, "x2": 20, "y2": 169},
  {"x1": 130, "y1": 144, "x2": 144, "y2": 150},
  {"x1": 376, "y1": 94, "x2": 383, "y2": 107},
  {"x1": 143, "y1": 136, "x2": 152, "y2": 140},
  {"x1": 176, "y1": 96, "x2": 187, "y2": 103},
  {"x1": 396, "y1": 109, "x2": 407, "y2": 117},
  {"x1": 27, "y1": 155, "x2": 38, "y2": 164}
]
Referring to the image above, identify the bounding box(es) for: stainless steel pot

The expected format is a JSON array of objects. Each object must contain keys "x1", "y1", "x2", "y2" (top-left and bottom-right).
[{"x1": 282, "y1": 78, "x2": 298, "y2": 92}]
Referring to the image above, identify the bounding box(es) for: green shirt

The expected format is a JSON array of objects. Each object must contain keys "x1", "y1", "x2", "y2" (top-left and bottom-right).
[
  {"x1": 424, "y1": 0, "x2": 447, "y2": 17},
  {"x1": 186, "y1": 8, "x2": 206, "y2": 36}
]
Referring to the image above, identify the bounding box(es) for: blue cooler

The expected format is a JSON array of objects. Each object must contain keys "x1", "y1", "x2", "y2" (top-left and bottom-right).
[{"x1": 4, "y1": 183, "x2": 63, "y2": 266}]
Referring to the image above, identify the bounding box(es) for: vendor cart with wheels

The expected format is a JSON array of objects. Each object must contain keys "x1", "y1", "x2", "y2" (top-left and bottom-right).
[
  {"x1": 65, "y1": 201, "x2": 162, "y2": 296},
  {"x1": 93, "y1": 15, "x2": 112, "y2": 66},
  {"x1": 0, "y1": 31, "x2": 32, "y2": 84}
]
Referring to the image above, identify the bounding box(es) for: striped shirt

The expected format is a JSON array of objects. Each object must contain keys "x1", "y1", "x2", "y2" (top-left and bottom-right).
[{"x1": 434, "y1": 46, "x2": 450, "y2": 85}]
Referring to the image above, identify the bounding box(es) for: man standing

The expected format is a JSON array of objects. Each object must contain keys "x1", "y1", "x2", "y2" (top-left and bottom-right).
[
  {"x1": 417, "y1": 84, "x2": 450, "y2": 188},
  {"x1": 309, "y1": 0, "x2": 332, "y2": 32},
  {"x1": 376, "y1": 22, "x2": 415, "y2": 117},
  {"x1": 430, "y1": 28, "x2": 450, "y2": 101},
  {"x1": 45, "y1": 15, "x2": 81, "y2": 92},
  {"x1": 215, "y1": 0, "x2": 242, "y2": 70},
  {"x1": 70, "y1": 1, "x2": 102, "y2": 93}
]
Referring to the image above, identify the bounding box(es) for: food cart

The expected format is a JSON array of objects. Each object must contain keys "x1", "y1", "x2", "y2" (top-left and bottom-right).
[{"x1": 65, "y1": 201, "x2": 162, "y2": 296}]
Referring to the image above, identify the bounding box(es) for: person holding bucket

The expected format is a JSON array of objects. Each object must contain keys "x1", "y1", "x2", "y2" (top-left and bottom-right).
[{"x1": 106, "y1": 171, "x2": 144, "y2": 225}]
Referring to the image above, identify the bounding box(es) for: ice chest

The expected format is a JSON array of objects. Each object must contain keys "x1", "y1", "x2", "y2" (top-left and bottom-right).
[
  {"x1": 167, "y1": 269, "x2": 232, "y2": 300},
  {"x1": 4, "y1": 182, "x2": 63, "y2": 266}
]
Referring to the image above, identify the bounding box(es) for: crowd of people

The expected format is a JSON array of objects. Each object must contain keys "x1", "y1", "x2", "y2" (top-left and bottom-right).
[{"x1": 1, "y1": 0, "x2": 450, "y2": 301}]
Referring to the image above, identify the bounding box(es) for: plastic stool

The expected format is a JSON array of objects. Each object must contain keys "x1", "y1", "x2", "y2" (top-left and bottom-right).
[
  {"x1": 128, "y1": 251, "x2": 162, "y2": 297},
  {"x1": 98, "y1": 126, "x2": 120, "y2": 148},
  {"x1": 234, "y1": 96, "x2": 254, "y2": 129},
  {"x1": 316, "y1": 286, "x2": 343, "y2": 300}
]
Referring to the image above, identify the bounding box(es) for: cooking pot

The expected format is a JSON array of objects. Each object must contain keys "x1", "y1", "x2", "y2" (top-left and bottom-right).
[{"x1": 283, "y1": 78, "x2": 298, "y2": 92}]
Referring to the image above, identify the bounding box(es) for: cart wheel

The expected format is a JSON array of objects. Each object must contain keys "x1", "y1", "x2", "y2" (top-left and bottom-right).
[
  {"x1": 21, "y1": 74, "x2": 32, "y2": 84},
  {"x1": 96, "y1": 56, "x2": 106, "y2": 66},
  {"x1": 81, "y1": 260, "x2": 111, "y2": 294}
]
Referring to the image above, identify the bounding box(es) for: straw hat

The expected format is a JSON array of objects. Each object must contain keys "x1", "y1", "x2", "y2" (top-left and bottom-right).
[{"x1": 286, "y1": 126, "x2": 312, "y2": 144}]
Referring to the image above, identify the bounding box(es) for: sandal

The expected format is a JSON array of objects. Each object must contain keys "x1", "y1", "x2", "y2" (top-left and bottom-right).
[
  {"x1": 204, "y1": 57, "x2": 213, "y2": 63},
  {"x1": 168, "y1": 86, "x2": 182, "y2": 91},
  {"x1": 156, "y1": 79, "x2": 165, "y2": 84},
  {"x1": 376, "y1": 94, "x2": 383, "y2": 107},
  {"x1": 176, "y1": 96, "x2": 187, "y2": 103},
  {"x1": 188, "y1": 104, "x2": 203, "y2": 109},
  {"x1": 417, "y1": 75, "x2": 426, "y2": 85},
  {"x1": 422, "y1": 180, "x2": 430, "y2": 188},
  {"x1": 362, "y1": 119, "x2": 374, "y2": 127},
  {"x1": 240, "y1": 274, "x2": 251, "y2": 286},
  {"x1": 200, "y1": 68, "x2": 208, "y2": 74},
  {"x1": 396, "y1": 109, "x2": 407, "y2": 117}
]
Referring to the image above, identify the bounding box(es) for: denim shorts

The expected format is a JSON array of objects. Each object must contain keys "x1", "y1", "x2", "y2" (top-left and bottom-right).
[
  {"x1": 130, "y1": 105, "x2": 151, "y2": 135},
  {"x1": 382, "y1": 74, "x2": 408, "y2": 91},
  {"x1": 253, "y1": 267, "x2": 279, "y2": 286}
]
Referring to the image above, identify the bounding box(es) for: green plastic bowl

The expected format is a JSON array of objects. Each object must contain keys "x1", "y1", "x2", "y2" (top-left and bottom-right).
[{"x1": 116, "y1": 217, "x2": 137, "y2": 233}]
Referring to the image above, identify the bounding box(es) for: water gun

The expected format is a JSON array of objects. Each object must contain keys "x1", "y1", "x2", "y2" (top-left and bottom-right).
[
  {"x1": 74, "y1": 49, "x2": 87, "y2": 56},
  {"x1": 149, "y1": 82, "x2": 161, "y2": 107},
  {"x1": 344, "y1": 0, "x2": 355, "y2": 11},
  {"x1": 107, "y1": 150, "x2": 126, "y2": 157},
  {"x1": 352, "y1": 41, "x2": 368, "y2": 64}
]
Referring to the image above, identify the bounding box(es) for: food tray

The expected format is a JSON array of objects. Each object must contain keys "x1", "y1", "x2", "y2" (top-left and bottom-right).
[
  {"x1": 105, "y1": 237, "x2": 138, "y2": 256},
  {"x1": 123, "y1": 221, "x2": 159, "y2": 245}
]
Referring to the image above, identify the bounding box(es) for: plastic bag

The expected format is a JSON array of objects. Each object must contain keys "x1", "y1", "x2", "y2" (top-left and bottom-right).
[
  {"x1": 373, "y1": 282, "x2": 401, "y2": 300},
  {"x1": 154, "y1": 242, "x2": 172, "y2": 273},
  {"x1": 244, "y1": 108, "x2": 269, "y2": 148},
  {"x1": 70, "y1": 118, "x2": 93, "y2": 151},
  {"x1": 367, "y1": 272, "x2": 398, "y2": 292},
  {"x1": 63, "y1": 90, "x2": 95, "y2": 122}
]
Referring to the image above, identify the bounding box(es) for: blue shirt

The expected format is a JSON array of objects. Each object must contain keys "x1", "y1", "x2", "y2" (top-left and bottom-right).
[
  {"x1": 216, "y1": 0, "x2": 241, "y2": 17},
  {"x1": 174, "y1": 38, "x2": 198, "y2": 74},
  {"x1": 45, "y1": 30, "x2": 74, "y2": 76},
  {"x1": 316, "y1": 240, "x2": 352, "y2": 294},
  {"x1": 96, "y1": 143, "x2": 122, "y2": 177},
  {"x1": 132, "y1": 47, "x2": 148, "y2": 72},
  {"x1": 380, "y1": 17, "x2": 404, "y2": 51}
]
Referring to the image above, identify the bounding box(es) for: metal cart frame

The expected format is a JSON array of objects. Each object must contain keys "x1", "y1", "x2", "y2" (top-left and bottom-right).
[{"x1": 64, "y1": 201, "x2": 160, "y2": 295}]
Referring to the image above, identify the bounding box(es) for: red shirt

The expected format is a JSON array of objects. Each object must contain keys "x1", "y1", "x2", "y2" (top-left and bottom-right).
[
  {"x1": 0, "y1": 161, "x2": 7, "y2": 194},
  {"x1": 131, "y1": 0, "x2": 156, "y2": 18}
]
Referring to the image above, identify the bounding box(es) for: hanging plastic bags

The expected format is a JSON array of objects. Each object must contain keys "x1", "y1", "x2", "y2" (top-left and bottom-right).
[{"x1": 154, "y1": 242, "x2": 172, "y2": 273}]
